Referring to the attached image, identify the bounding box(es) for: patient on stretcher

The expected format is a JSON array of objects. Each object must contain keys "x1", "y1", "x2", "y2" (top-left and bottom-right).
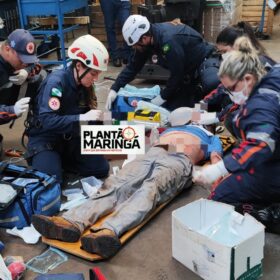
[{"x1": 32, "y1": 107, "x2": 223, "y2": 258}]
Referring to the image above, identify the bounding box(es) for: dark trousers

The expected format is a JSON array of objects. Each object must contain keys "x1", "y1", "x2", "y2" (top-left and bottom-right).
[
  {"x1": 210, "y1": 161, "x2": 280, "y2": 205},
  {"x1": 100, "y1": 0, "x2": 131, "y2": 60},
  {"x1": 162, "y1": 55, "x2": 220, "y2": 111},
  {"x1": 29, "y1": 137, "x2": 109, "y2": 182},
  {"x1": 162, "y1": 81, "x2": 199, "y2": 111}
]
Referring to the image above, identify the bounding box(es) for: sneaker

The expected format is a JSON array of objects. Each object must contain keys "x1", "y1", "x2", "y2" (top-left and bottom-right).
[
  {"x1": 113, "y1": 58, "x2": 122, "y2": 67},
  {"x1": 32, "y1": 215, "x2": 81, "y2": 242},
  {"x1": 234, "y1": 203, "x2": 280, "y2": 234},
  {"x1": 258, "y1": 205, "x2": 280, "y2": 234},
  {"x1": 81, "y1": 228, "x2": 121, "y2": 258}
]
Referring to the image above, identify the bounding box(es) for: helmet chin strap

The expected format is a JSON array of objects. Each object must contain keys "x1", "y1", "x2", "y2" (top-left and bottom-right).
[{"x1": 75, "y1": 65, "x2": 91, "y2": 84}]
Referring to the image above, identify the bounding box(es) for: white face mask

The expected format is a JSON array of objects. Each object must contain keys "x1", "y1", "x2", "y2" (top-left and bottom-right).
[{"x1": 229, "y1": 81, "x2": 248, "y2": 105}]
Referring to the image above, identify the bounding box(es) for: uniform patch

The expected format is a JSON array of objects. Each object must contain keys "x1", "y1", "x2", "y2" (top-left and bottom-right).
[
  {"x1": 26, "y1": 42, "x2": 35, "y2": 54},
  {"x1": 162, "y1": 44, "x2": 171, "y2": 54},
  {"x1": 51, "y1": 88, "x2": 62, "y2": 98},
  {"x1": 152, "y1": 54, "x2": 158, "y2": 64},
  {"x1": 48, "y1": 97, "x2": 60, "y2": 110}
]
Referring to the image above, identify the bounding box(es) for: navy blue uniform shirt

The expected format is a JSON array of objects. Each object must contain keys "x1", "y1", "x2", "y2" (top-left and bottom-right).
[
  {"x1": 224, "y1": 64, "x2": 280, "y2": 173},
  {"x1": 111, "y1": 23, "x2": 213, "y2": 102},
  {"x1": 27, "y1": 66, "x2": 87, "y2": 141}
]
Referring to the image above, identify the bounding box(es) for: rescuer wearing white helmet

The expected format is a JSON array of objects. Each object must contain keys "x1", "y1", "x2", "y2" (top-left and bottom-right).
[
  {"x1": 26, "y1": 35, "x2": 110, "y2": 183},
  {"x1": 105, "y1": 14, "x2": 220, "y2": 111}
]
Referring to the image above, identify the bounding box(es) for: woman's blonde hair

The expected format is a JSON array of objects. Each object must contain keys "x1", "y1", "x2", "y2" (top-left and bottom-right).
[{"x1": 218, "y1": 36, "x2": 265, "y2": 82}]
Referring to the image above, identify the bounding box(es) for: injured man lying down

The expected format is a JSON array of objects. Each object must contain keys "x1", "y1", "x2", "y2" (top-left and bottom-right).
[{"x1": 32, "y1": 107, "x2": 223, "y2": 258}]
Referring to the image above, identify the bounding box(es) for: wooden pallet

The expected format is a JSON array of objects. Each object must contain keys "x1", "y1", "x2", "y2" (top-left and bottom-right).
[
  {"x1": 29, "y1": 16, "x2": 90, "y2": 26},
  {"x1": 89, "y1": 3, "x2": 139, "y2": 45},
  {"x1": 234, "y1": 0, "x2": 275, "y2": 34},
  {"x1": 203, "y1": 0, "x2": 275, "y2": 42}
]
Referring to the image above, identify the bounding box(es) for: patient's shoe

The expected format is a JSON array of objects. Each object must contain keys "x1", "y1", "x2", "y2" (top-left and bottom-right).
[
  {"x1": 32, "y1": 215, "x2": 81, "y2": 242},
  {"x1": 81, "y1": 228, "x2": 121, "y2": 258}
]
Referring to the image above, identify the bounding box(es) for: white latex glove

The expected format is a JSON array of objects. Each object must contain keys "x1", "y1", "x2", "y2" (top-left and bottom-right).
[
  {"x1": 79, "y1": 109, "x2": 102, "y2": 121},
  {"x1": 105, "y1": 89, "x2": 117, "y2": 111},
  {"x1": 13, "y1": 97, "x2": 30, "y2": 116},
  {"x1": 192, "y1": 160, "x2": 229, "y2": 186},
  {"x1": 151, "y1": 95, "x2": 165, "y2": 106},
  {"x1": 198, "y1": 112, "x2": 219, "y2": 125},
  {"x1": 9, "y1": 69, "x2": 29, "y2": 85}
]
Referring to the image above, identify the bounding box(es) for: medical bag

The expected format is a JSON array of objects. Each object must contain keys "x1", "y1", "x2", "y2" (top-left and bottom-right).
[
  {"x1": 112, "y1": 96, "x2": 151, "y2": 113},
  {"x1": 0, "y1": 162, "x2": 61, "y2": 229}
]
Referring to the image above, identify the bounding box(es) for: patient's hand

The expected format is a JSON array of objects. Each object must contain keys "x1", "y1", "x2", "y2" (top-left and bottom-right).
[{"x1": 210, "y1": 152, "x2": 222, "y2": 164}]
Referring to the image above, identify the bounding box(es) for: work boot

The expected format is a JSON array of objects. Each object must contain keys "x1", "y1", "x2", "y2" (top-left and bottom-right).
[
  {"x1": 81, "y1": 228, "x2": 121, "y2": 258},
  {"x1": 32, "y1": 215, "x2": 81, "y2": 242},
  {"x1": 234, "y1": 203, "x2": 265, "y2": 218}
]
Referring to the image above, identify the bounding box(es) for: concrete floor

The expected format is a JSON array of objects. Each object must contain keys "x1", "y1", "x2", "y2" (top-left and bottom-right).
[{"x1": 0, "y1": 12, "x2": 280, "y2": 280}]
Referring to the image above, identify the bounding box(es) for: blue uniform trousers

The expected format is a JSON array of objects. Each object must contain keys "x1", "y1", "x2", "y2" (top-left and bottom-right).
[
  {"x1": 30, "y1": 137, "x2": 109, "y2": 182},
  {"x1": 211, "y1": 161, "x2": 280, "y2": 204}
]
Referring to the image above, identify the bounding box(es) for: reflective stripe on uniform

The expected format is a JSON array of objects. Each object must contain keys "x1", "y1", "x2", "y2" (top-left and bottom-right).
[
  {"x1": 258, "y1": 88, "x2": 280, "y2": 104},
  {"x1": 247, "y1": 131, "x2": 275, "y2": 152},
  {"x1": 237, "y1": 142, "x2": 267, "y2": 165}
]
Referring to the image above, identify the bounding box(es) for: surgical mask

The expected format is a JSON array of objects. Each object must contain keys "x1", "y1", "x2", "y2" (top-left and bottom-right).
[{"x1": 229, "y1": 81, "x2": 248, "y2": 105}]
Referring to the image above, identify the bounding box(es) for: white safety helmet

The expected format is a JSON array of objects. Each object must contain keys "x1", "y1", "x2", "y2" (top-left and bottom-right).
[
  {"x1": 68, "y1": 35, "x2": 109, "y2": 71},
  {"x1": 122, "y1": 15, "x2": 150, "y2": 46},
  {"x1": 169, "y1": 107, "x2": 193, "y2": 126}
]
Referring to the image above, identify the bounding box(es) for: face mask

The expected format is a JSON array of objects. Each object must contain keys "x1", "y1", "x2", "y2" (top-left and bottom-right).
[{"x1": 229, "y1": 81, "x2": 248, "y2": 105}]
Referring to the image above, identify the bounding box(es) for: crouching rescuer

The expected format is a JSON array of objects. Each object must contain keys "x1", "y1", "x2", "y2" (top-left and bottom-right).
[{"x1": 25, "y1": 35, "x2": 110, "y2": 182}]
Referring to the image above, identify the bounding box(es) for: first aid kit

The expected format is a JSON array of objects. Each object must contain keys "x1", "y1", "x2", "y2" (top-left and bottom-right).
[{"x1": 0, "y1": 162, "x2": 61, "y2": 229}]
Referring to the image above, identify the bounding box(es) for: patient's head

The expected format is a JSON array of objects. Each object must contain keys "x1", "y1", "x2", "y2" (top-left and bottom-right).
[{"x1": 169, "y1": 107, "x2": 193, "y2": 126}]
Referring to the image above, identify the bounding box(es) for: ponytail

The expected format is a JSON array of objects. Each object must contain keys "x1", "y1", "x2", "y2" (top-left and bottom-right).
[{"x1": 216, "y1": 21, "x2": 267, "y2": 56}]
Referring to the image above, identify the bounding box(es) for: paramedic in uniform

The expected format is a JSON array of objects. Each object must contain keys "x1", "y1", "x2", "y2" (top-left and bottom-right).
[
  {"x1": 193, "y1": 37, "x2": 280, "y2": 232},
  {"x1": 26, "y1": 35, "x2": 110, "y2": 182},
  {"x1": 0, "y1": 29, "x2": 39, "y2": 124},
  {"x1": 105, "y1": 14, "x2": 220, "y2": 111}
]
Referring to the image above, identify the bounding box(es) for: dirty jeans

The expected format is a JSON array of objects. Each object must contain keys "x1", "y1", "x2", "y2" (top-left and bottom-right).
[{"x1": 63, "y1": 147, "x2": 193, "y2": 236}]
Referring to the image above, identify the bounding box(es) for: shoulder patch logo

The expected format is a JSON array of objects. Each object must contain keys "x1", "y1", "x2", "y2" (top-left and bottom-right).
[
  {"x1": 51, "y1": 88, "x2": 62, "y2": 98},
  {"x1": 48, "y1": 97, "x2": 60, "y2": 111},
  {"x1": 162, "y1": 44, "x2": 170, "y2": 54}
]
